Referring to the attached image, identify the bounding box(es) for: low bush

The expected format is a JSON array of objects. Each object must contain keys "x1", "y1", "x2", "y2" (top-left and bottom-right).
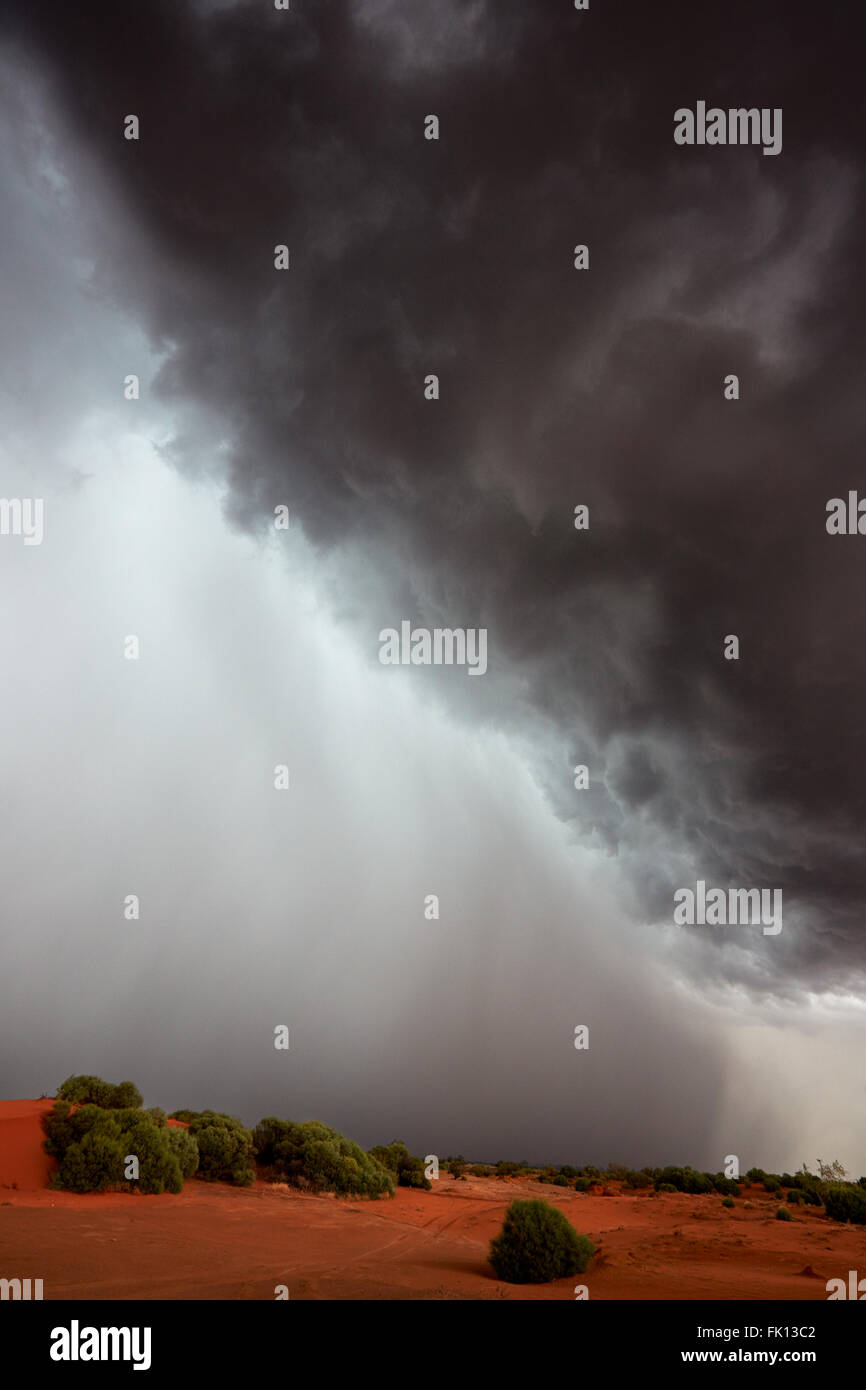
[
  {"x1": 710, "y1": 1174, "x2": 741, "y2": 1197},
  {"x1": 253, "y1": 1118, "x2": 393, "y2": 1197},
  {"x1": 167, "y1": 1126, "x2": 200, "y2": 1179},
  {"x1": 776, "y1": 1206, "x2": 792, "y2": 1221},
  {"x1": 188, "y1": 1112, "x2": 255, "y2": 1186},
  {"x1": 654, "y1": 1167, "x2": 712, "y2": 1195},
  {"x1": 824, "y1": 1186, "x2": 866, "y2": 1226},
  {"x1": 57, "y1": 1075, "x2": 143, "y2": 1110},
  {"x1": 42, "y1": 1101, "x2": 190, "y2": 1194},
  {"x1": 489, "y1": 1200, "x2": 595, "y2": 1283},
  {"x1": 722, "y1": 1196, "x2": 735, "y2": 1209},
  {"x1": 624, "y1": 1171, "x2": 653, "y2": 1189},
  {"x1": 368, "y1": 1141, "x2": 431, "y2": 1190}
]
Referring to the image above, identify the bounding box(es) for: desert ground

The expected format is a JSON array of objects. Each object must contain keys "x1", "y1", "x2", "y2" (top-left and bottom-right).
[{"x1": 1, "y1": 1100, "x2": 863, "y2": 1300}]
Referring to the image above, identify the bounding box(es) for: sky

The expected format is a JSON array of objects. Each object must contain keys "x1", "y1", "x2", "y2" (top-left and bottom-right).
[{"x1": 0, "y1": 0, "x2": 864, "y2": 1173}]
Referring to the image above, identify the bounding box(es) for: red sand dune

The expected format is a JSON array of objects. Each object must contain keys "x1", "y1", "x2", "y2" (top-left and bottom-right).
[
  {"x1": 0, "y1": 1099, "x2": 57, "y2": 1192},
  {"x1": 1, "y1": 1100, "x2": 863, "y2": 1300}
]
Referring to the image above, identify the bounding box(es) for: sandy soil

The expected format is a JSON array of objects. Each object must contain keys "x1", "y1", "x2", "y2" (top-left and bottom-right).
[{"x1": 1, "y1": 1099, "x2": 863, "y2": 1300}]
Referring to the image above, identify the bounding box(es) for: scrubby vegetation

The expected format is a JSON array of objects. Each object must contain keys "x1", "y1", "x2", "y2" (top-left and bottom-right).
[
  {"x1": 489, "y1": 1199, "x2": 595, "y2": 1283},
  {"x1": 184, "y1": 1112, "x2": 255, "y2": 1186},
  {"x1": 252, "y1": 1117, "x2": 394, "y2": 1197},
  {"x1": 823, "y1": 1186, "x2": 866, "y2": 1225},
  {"x1": 653, "y1": 1167, "x2": 713, "y2": 1195},
  {"x1": 57, "y1": 1074, "x2": 143, "y2": 1110},
  {"x1": 43, "y1": 1101, "x2": 185, "y2": 1194},
  {"x1": 42, "y1": 1077, "x2": 866, "y2": 1231},
  {"x1": 368, "y1": 1140, "x2": 431, "y2": 1190},
  {"x1": 624, "y1": 1170, "x2": 653, "y2": 1189},
  {"x1": 41, "y1": 1077, "x2": 259, "y2": 1193}
]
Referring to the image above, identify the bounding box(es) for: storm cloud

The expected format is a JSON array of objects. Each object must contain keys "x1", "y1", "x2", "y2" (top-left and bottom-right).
[{"x1": 1, "y1": 0, "x2": 864, "y2": 1169}]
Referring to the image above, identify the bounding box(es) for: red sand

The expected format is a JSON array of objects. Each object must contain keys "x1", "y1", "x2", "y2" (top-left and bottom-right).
[{"x1": 2, "y1": 1100, "x2": 863, "y2": 1300}]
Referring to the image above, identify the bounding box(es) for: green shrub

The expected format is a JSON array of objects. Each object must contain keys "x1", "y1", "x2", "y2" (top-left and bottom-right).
[
  {"x1": 780, "y1": 1173, "x2": 795, "y2": 1188},
  {"x1": 710, "y1": 1175, "x2": 741, "y2": 1197},
  {"x1": 113, "y1": 1081, "x2": 144, "y2": 1109},
  {"x1": 573, "y1": 1177, "x2": 592, "y2": 1193},
  {"x1": 658, "y1": 1182, "x2": 677, "y2": 1193},
  {"x1": 188, "y1": 1112, "x2": 255, "y2": 1186},
  {"x1": 57, "y1": 1119, "x2": 126, "y2": 1193},
  {"x1": 495, "y1": 1161, "x2": 521, "y2": 1177},
  {"x1": 654, "y1": 1167, "x2": 711, "y2": 1194},
  {"x1": 489, "y1": 1200, "x2": 595, "y2": 1284},
  {"x1": 776, "y1": 1206, "x2": 792, "y2": 1221},
  {"x1": 786, "y1": 1188, "x2": 803, "y2": 1205},
  {"x1": 763, "y1": 1177, "x2": 781, "y2": 1194},
  {"x1": 121, "y1": 1117, "x2": 183, "y2": 1194},
  {"x1": 57, "y1": 1074, "x2": 143, "y2": 1110},
  {"x1": 824, "y1": 1187, "x2": 866, "y2": 1225},
  {"x1": 253, "y1": 1118, "x2": 393, "y2": 1197},
  {"x1": 722, "y1": 1196, "x2": 735, "y2": 1208},
  {"x1": 746, "y1": 1168, "x2": 766, "y2": 1184},
  {"x1": 167, "y1": 1127, "x2": 199, "y2": 1179},
  {"x1": 625, "y1": 1170, "x2": 653, "y2": 1189},
  {"x1": 43, "y1": 1102, "x2": 186, "y2": 1194},
  {"x1": 368, "y1": 1141, "x2": 431, "y2": 1190}
]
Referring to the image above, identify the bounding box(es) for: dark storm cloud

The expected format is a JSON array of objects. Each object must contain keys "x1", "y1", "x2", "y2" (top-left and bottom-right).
[{"x1": 4, "y1": 0, "x2": 865, "y2": 994}]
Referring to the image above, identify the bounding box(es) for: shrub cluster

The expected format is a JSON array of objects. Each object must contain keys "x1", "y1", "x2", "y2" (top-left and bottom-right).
[
  {"x1": 823, "y1": 1186, "x2": 866, "y2": 1225},
  {"x1": 42, "y1": 1100, "x2": 191, "y2": 1194},
  {"x1": 711, "y1": 1175, "x2": 742, "y2": 1197},
  {"x1": 495, "y1": 1160, "x2": 533, "y2": 1178},
  {"x1": 252, "y1": 1118, "x2": 394, "y2": 1197},
  {"x1": 57, "y1": 1074, "x2": 143, "y2": 1110},
  {"x1": 184, "y1": 1112, "x2": 255, "y2": 1186},
  {"x1": 653, "y1": 1167, "x2": 713, "y2": 1195},
  {"x1": 624, "y1": 1170, "x2": 654, "y2": 1189},
  {"x1": 368, "y1": 1141, "x2": 431, "y2": 1190},
  {"x1": 537, "y1": 1166, "x2": 577, "y2": 1187},
  {"x1": 489, "y1": 1199, "x2": 595, "y2": 1283}
]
